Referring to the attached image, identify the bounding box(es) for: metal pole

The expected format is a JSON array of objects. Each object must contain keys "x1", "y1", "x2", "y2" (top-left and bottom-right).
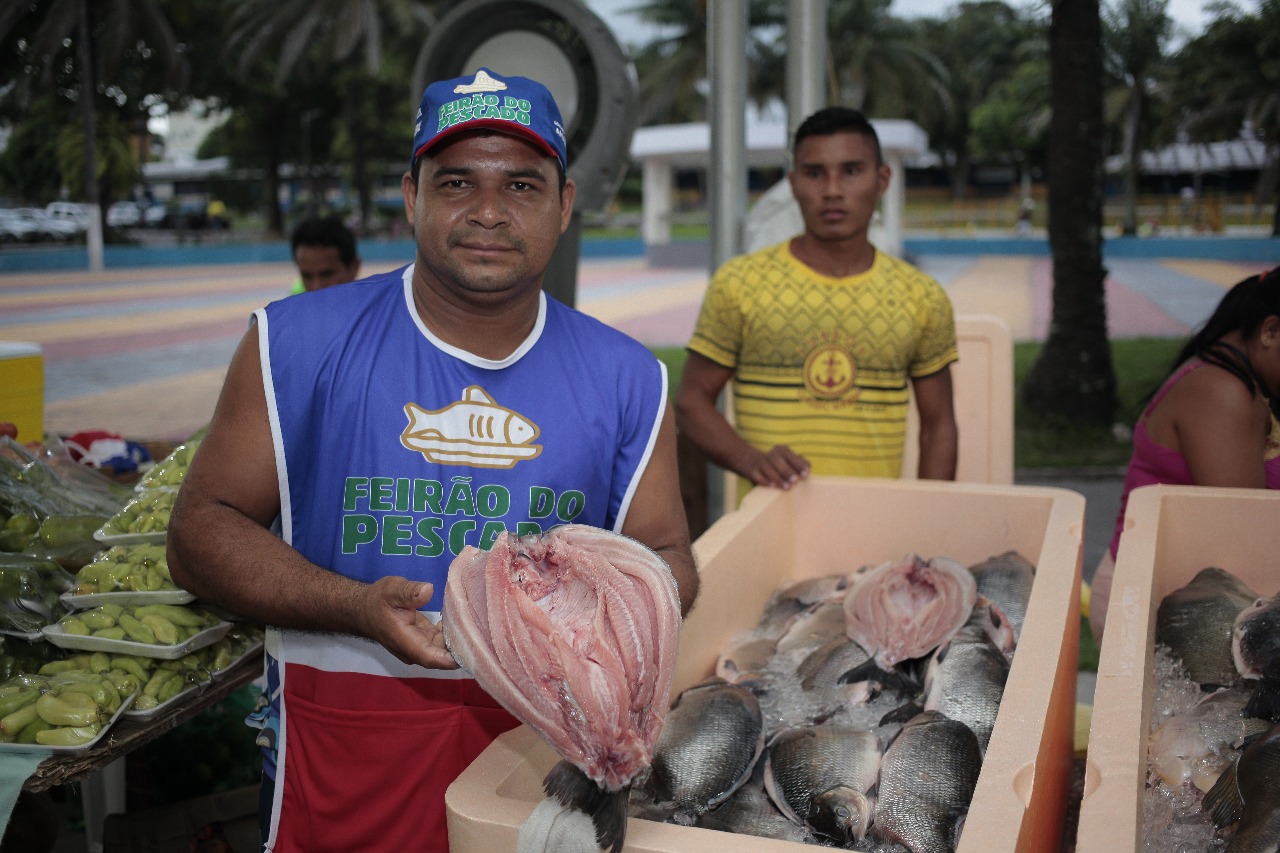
[
  {"x1": 786, "y1": 0, "x2": 828, "y2": 139},
  {"x1": 705, "y1": 1, "x2": 749, "y2": 521}
]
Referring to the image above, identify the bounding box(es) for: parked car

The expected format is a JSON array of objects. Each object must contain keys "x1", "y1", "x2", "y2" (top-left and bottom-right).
[
  {"x1": 0, "y1": 209, "x2": 41, "y2": 243},
  {"x1": 106, "y1": 201, "x2": 143, "y2": 228},
  {"x1": 44, "y1": 201, "x2": 91, "y2": 234},
  {"x1": 12, "y1": 208, "x2": 79, "y2": 242},
  {"x1": 143, "y1": 204, "x2": 169, "y2": 228}
]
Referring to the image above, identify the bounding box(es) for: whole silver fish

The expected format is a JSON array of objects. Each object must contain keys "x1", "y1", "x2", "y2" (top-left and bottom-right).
[
  {"x1": 1233, "y1": 593, "x2": 1280, "y2": 721},
  {"x1": 775, "y1": 598, "x2": 847, "y2": 655},
  {"x1": 695, "y1": 765, "x2": 816, "y2": 844},
  {"x1": 876, "y1": 710, "x2": 983, "y2": 853},
  {"x1": 762, "y1": 723, "x2": 880, "y2": 845},
  {"x1": 968, "y1": 551, "x2": 1036, "y2": 641},
  {"x1": 642, "y1": 679, "x2": 764, "y2": 825},
  {"x1": 923, "y1": 621, "x2": 1010, "y2": 753},
  {"x1": 1202, "y1": 721, "x2": 1280, "y2": 853},
  {"x1": 1157, "y1": 567, "x2": 1259, "y2": 688},
  {"x1": 715, "y1": 631, "x2": 778, "y2": 685},
  {"x1": 754, "y1": 573, "x2": 850, "y2": 642}
]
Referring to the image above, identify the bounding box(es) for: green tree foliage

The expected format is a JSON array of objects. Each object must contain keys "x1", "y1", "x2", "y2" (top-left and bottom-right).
[
  {"x1": 1166, "y1": 0, "x2": 1280, "y2": 234},
  {"x1": 626, "y1": 0, "x2": 784, "y2": 125},
  {"x1": 910, "y1": 2, "x2": 1043, "y2": 197},
  {"x1": 823, "y1": 0, "x2": 950, "y2": 118},
  {"x1": 1103, "y1": 0, "x2": 1174, "y2": 235},
  {"x1": 0, "y1": 0, "x2": 185, "y2": 217},
  {"x1": 0, "y1": 95, "x2": 74, "y2": 203}
]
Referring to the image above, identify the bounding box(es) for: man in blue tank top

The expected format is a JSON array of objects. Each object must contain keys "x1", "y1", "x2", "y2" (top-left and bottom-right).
[{"x1": 167, "y1": 68, "x2": 699, "y2": 853}]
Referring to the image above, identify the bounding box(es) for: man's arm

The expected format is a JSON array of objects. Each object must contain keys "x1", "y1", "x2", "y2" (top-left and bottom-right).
[
  {"x1": 912, "y1": 366, "x2": 958, "y2": 480},
  {"x1": 674, "y1": 352, "x2": 809, "y2": 489},
  {"x1": 166, "y1": 325, "x2": 457, "y2": 669},
  {"x1": 619, "y1": 406, "x2": 699, "y2": 616}
]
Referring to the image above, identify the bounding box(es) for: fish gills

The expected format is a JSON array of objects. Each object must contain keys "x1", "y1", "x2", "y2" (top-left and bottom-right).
[
  {"x1": 1157, "y1": 567, "x2": 1258, "y2": 688},
  {"x1": 876, "y1": 711, "x2": 983, "y2": 853},
  {"x1": 646, "y1": 679, "x2": 764, "y2": 823}
]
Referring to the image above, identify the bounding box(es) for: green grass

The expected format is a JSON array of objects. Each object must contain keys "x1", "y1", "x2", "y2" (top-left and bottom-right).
[
  {"x1": 1013, "y1": 338, "x2": 1184, "y2": 469},
  {"x1": 655, "y1": 338, "x2": 1185, "y2": 470}
]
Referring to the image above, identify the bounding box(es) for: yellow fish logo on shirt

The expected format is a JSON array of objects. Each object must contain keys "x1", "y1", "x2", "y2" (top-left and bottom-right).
[{"x1": 401, "y1": 386, "x2": 542, "y2": 469}]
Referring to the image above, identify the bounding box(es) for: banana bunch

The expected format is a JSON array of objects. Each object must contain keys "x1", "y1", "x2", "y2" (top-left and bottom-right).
[
  {"x1": 134, "y1": 440, "x2": 201, "y2": 491},
  {"x1": 0, "y1": 669, "x2": 129, "y2": 746},
  {"x1": 97, "y1": 490, "x2": 177, "y2": 538},
  {"x1": 73, "y1": 543, "x2": 179, "y2": 595},
  {"x1": 57, "y1": 602, "x2": 221, "y2": 646}
]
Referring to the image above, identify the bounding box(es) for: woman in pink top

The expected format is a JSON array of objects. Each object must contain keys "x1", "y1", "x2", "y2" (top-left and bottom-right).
[{"x1": 1091, "y1": 267, "x2": 1280, "y2": 642}]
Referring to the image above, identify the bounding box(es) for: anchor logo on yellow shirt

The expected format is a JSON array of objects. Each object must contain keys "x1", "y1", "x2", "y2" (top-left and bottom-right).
[
  {"x1": 804, "y1": 344, "x2": 857, "y2": 399},
  {"x1": 401, "y1": 386, "x2": 543, "y2": 468}
]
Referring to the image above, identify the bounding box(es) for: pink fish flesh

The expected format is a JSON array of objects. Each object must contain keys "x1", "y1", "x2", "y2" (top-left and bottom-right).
[
  {"x1": 843, "y1": 553, "x2": 977, "y2": 669},
  {"x1": 441, "y1": 524, "x2": 681, "y2": 792}
]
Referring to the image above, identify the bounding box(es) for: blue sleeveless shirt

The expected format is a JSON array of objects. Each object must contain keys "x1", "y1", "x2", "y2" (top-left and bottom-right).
[{"x1": 256, "y1": 264, "x2": 667, "y2": 614}]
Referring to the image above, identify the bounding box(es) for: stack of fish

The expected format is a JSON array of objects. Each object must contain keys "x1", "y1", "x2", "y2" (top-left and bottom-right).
[
  {"x1": 627, "y1": 550, "x2": 1037, "y2": 853},
  {"x1": 1144, "y1": 567, "x2": 1280, "y2": 852}
]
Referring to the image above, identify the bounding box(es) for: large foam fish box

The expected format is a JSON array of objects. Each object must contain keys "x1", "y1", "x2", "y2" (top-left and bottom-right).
[
  {"x1": 447, "y1": 476, "x2": 1085, "y2": 852},
  {"x1": 1075, "y1": 485, "x2": 1280, "y2": 853}
]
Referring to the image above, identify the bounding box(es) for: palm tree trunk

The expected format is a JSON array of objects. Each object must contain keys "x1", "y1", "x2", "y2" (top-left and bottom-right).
[
  {"x1": 1022, "y1": 0, "x2": 1118, "y2": 427},
  {"x1": 1121, "y1": 92, "x2": 1142, "y2": 235}
]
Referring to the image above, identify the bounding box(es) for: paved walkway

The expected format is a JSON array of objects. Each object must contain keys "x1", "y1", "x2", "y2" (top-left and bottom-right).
[{"x1": 3, "y1": 252, "x2": 1271, "y2": 442}]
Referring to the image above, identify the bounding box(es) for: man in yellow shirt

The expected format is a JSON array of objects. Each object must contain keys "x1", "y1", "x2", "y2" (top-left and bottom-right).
[{"x1": 676, "y1": 107, "x2": 958, "y2": 495}]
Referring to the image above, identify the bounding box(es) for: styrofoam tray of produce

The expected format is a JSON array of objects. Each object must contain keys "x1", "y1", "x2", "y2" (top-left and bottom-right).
[
  {"x1": 447, "y1": 476, "x2": 1085, "y2": 853},
  {"x1": 1075, "y1": 484, "x2": 1280, "y2": 853},
  {"x1": 41, "y1": 620, "x2": 232, "y2": 660}
]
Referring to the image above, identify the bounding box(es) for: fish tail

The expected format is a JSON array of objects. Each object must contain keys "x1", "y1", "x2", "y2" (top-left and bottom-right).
[
  {"x1": 1201, "y1": 757, "x2": 1242, "y2": 828},
  {"x1": 1242, "y1": 677, "x2": 1280, "y2": 722},
  {"x1": 543, "y1": 760, "x2": 629, "y2": 853}
]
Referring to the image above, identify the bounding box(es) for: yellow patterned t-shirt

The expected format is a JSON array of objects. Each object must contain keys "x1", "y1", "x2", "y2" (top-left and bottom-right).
[{"x1": 688, "y1": 241, "x2": 958, "y2": 479}]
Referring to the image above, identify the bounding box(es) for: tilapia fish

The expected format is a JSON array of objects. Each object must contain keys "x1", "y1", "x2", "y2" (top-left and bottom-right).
[
  {"x1": 1147, "y1": 688, "x2": 1268, "y2": 792},
  {"x1": 1233, "y1": 593, "x2": 1280, "y2": 721},
  {"x1": 1157, "y1": 567, "x2": 1258, "y2": 688},
  {"x1": 715, "y1": 631, "x2": 777, "y2": 685},
  {"x1": 844, "y1": 553, "x2": 977, "y2": 669},
  {"x1": 968, "y1": 551, "x2": 1035, "y2": 641},
  {"x1": 763, "y1": 724, "x2": 880, "y2": 845},
  {"x1": 1203, "y1": 721, "x2": 1280, "y2": 853},
  {"x1": 754, "y1": 572, "x2": 850, "y2": 642},
  {"x1": 876, "y1": 710, "x2": 983, "y2": 853},
  {"x1": 696, "y1": 769, "x2": 816, "y2": 844},
  {"x1": 641, "y1": 678, "x2": 764, "y2": 825},
  {"x1": 441, "y1": 525, "x2": 681, "y2": 853},
  {"x1": 923, "y1": 617, "x2": 1010, "y2": 753}
]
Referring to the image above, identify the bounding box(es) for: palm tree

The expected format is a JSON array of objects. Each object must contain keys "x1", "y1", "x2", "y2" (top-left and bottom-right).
[
  {"x1": 911, "y1": 2, "x2": 1042, "y2": 198},
  {"x1": 824, "y1": 0, "x2": 949, "y2": 117},
  {"x1": 227, "y1": 0, "x2": 437, "y2": 225},
  {"x1": 625, "y1": 0, "x2": 784, "y2": 125},
  {"x1": 1166, "y1": 0, "x2": 1280, "y2": 235},
  {"x1": 1103, "y1": 0, "x2": 1174, "y2": 235},
  {"x1": 0, "y1": 0, "x2": 185, "y2": 252},
  {"x1": 1023, "y1": 0, "x2": 1119, "y2": 429}
]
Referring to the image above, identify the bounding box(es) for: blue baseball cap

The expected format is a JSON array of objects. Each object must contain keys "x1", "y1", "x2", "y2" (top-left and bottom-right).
[{"x1": 411, "y1": 68, "x2": 568, "y2": 173}]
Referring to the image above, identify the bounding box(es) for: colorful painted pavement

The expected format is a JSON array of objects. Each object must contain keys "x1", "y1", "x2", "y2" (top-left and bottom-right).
[{"x1": 0, "y1": 253, "x2": 1274, "y2": 442}]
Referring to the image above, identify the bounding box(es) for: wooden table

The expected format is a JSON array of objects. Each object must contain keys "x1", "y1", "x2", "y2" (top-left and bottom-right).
[{"x1": 23, "y1": 653, "x2": 261, "y2": 792}]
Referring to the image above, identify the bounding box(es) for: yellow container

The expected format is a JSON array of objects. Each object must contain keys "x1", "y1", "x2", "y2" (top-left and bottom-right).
[
  {"x1": 447, "y1": 476, "x2": 1085, "y2": 853},
  {"x1": 0, "y1": 342, "x2": 44, "y2": 443},
  {"x1": 1076, "y1": 485, "x2": 1280, "y2": 852}
]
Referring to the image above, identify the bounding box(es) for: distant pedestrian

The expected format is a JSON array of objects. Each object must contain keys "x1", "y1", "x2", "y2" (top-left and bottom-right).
[{"x1": 289, "y1": 215, "x2": 361, "y2": 294}]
